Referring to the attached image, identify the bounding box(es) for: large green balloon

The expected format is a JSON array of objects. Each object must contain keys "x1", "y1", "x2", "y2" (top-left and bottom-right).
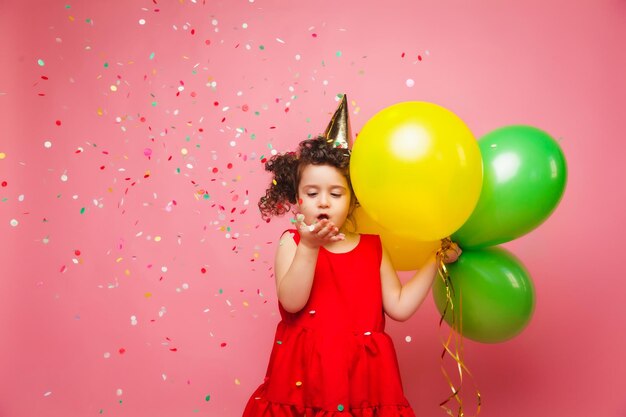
[
  {"x1": 452, "y1": 125, "x2": 567, "y2": 249},
  {"x1": 432, "y1": 247, "x2": 535, "y2": 343}
]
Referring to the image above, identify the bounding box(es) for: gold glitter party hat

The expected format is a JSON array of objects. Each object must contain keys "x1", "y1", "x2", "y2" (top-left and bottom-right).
[{"x1": 323, "y1": 94, "x2": 353, "y2": 149}]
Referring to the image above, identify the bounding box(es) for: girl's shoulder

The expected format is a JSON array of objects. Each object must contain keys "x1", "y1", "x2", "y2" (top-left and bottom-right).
[{"x1": 280, "y1": 228, "x2": 300, "y2": 244}]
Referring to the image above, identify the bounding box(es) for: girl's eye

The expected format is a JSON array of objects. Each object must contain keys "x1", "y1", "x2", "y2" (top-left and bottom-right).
[
  {"x1": 331, "y1": 193, "x2": 342, "y2": 198},
  {"x1": 307, "y1": 193, "x2": 317, "y2": 197}
]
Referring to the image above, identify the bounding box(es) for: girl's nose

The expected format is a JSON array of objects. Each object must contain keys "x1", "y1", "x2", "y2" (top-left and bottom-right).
[{"x1": 318, "y1": 195, "x2": 330, "y2": 208}]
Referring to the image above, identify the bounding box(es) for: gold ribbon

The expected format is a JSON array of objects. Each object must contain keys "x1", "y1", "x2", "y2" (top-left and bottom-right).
[{"x1": 436, "y1": 237, "x2": 481, "y2": 417}]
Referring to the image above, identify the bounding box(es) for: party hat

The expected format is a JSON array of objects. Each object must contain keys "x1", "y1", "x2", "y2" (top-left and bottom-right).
[{"x1": 323, "y1": 94, "x2": 353, "y2": 149}]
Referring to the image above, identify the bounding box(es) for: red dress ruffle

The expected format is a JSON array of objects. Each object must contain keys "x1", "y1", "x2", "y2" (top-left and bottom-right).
[{"x1": 243, "y1": 230, "x2": 415, "y2": 417}]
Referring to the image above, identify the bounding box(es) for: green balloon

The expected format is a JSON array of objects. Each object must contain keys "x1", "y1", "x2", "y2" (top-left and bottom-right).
[
  {"x1": 432, "y1": 247, "x2": 535, "y2": 343},
  {"x1": 452, "y1": 125, "x2": 567, "y2": 249}
]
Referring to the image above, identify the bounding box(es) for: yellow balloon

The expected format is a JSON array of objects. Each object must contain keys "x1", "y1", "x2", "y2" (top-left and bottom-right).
[
  {"x1": 350, "y1": 207, "x2": 440, "y2": 271},
  {"x1": 351, "y1": 102, "x2": 483, "y2": 241}
]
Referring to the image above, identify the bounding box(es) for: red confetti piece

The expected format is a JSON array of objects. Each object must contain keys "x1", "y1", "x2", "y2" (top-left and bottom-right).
[
  {"x1": 220, "y1": 342, "x2": 227, "y2": 347},
  {"x1": 55, "y1": 120, "x2": 61, "y2": 126},
  {"x1": 119, "y1": 348, "x2": 126, "y2": 355}
]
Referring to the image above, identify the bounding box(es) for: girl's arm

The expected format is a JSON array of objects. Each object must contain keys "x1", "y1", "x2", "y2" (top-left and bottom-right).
[
  {"x1": 380, "y1": 243, "x2": 460, "y2": 322},
  {"x1": 275, "y1": 219, "x2": 344, "y2": 313}
]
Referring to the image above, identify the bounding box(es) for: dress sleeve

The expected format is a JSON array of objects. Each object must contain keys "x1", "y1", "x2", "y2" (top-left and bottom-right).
[{"x1": 281, "y1": 228, "x2": 300, "y2": 244}]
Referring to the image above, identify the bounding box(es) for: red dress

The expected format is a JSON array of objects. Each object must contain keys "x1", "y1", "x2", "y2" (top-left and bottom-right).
[{"x1": 243, "y1": 230, "x2": 415, "y2": 417}]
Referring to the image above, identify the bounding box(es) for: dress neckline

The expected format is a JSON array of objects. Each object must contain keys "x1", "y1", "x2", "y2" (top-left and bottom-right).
[{"x1": 321, "y1": 234, "x2": 362, "y2": 254}]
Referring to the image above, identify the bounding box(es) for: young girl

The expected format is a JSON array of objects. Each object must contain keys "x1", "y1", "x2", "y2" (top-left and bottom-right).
[{"x1": 243, "y1": 136, "x2": 461, "y2": 417}]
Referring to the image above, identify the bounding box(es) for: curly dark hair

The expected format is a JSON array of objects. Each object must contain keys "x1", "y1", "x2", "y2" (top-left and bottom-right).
[{"x1": 258, "y1": 136, "x2": 355, "y2": 220}]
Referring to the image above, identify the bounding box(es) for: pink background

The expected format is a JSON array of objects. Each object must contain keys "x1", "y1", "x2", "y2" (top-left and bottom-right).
[{"x1": 1, "y1": 1, "x2": 625, "y2": 416}]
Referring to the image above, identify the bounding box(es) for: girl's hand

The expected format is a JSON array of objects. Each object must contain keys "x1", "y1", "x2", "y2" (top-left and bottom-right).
[
  {"x1": 442, "y1": 242, "x2": 462, "y2": 264},
  {"x1": 295, "y1": 213, "x2": 345, "y2": 248}
]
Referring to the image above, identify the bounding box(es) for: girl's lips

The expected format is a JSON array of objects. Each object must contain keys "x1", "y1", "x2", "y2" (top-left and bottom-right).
[{"x1": 317, "y1": 214, "x2": 329, "y2": 220}]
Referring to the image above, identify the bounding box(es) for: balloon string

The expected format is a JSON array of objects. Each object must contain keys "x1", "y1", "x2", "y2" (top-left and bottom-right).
[{"x1": 437, "y1": 238, "x2": 482, "y2": 417}]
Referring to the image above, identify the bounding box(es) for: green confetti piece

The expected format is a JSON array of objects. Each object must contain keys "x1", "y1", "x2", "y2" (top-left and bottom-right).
[
  {"x1": 149, "y1": 52, "x2": 155, "y2": 60},
  {"x1": 336, "y1": 51, "x2": 342, "y2": 57},
  {"x1": 65, "y1": 5, "x2": 71, "y2": 9},
  {"x1": 104, "y1": 62, "x2": 109, "y2": 68},
  {"x1": 176, "y1": 168, "x2": 181, "y2": 173},
  {"x1": 254, "y1": 111, "x2": 260, "y2": 116},
  {"x1": 151, "y1": 101, "x2": 157, "y2": 107},
  {"x1": 205, "y1": 395, "x2": 211, "y2": 401},
  {"x1": 203, "y1": 194, "x2": 210, "y2": 200},
  {"x1": 219, "y1": 289, "x2": 223, "y2": 294},
  {"x1": 259, "y1": 45, "x2": 265, "y2": 50},
  {"x1": 80, "y1": 207, "x2": 85, "y2": 214},
  {"x1": 276, "y1": 340, "x2": 282, "y2": 345},
  {"x1": 337, "y1": 404, "x2": 345, "y2": 412},
  {"x1": 250, "y1": 133, "x2": 256, "y2": 140},
  {"x1": 37, "y1": 59, "x2": 45, "y2": 66}
]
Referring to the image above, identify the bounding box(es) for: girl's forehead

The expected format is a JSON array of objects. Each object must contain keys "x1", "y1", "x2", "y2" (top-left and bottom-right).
[{"x1": 299, "y1": 164, "x2": 348, "y2": 186}]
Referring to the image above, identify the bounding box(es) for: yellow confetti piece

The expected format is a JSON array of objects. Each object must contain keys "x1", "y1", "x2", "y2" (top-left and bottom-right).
[
  {"x1": 272, "y1": 179, "x2": 277, "y2": 185},
  {"x1": 116, "y1": 257, "x2": 124, "y2": 263},
  {"x1": 234, "y1": 378, "x2": 240, "y2": 385},
  {"x1": 154, "y1": 236, "x2": 162, "y2": 242},
  {"x1": 124, "y1": 269, "x2": 131, "y2": 276},
  {"x1": 243, "y1": 301, "x2": 249, "y2": 307},
  {"x1": 0, "y1": 152, "x2": 6, "y2": 159},
  {"x1": 97, "y1": 108, "x2": 104, "y2": 116},
  {"x1": 144, "y1": 293, "x2": 152, "y2": 298}
]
